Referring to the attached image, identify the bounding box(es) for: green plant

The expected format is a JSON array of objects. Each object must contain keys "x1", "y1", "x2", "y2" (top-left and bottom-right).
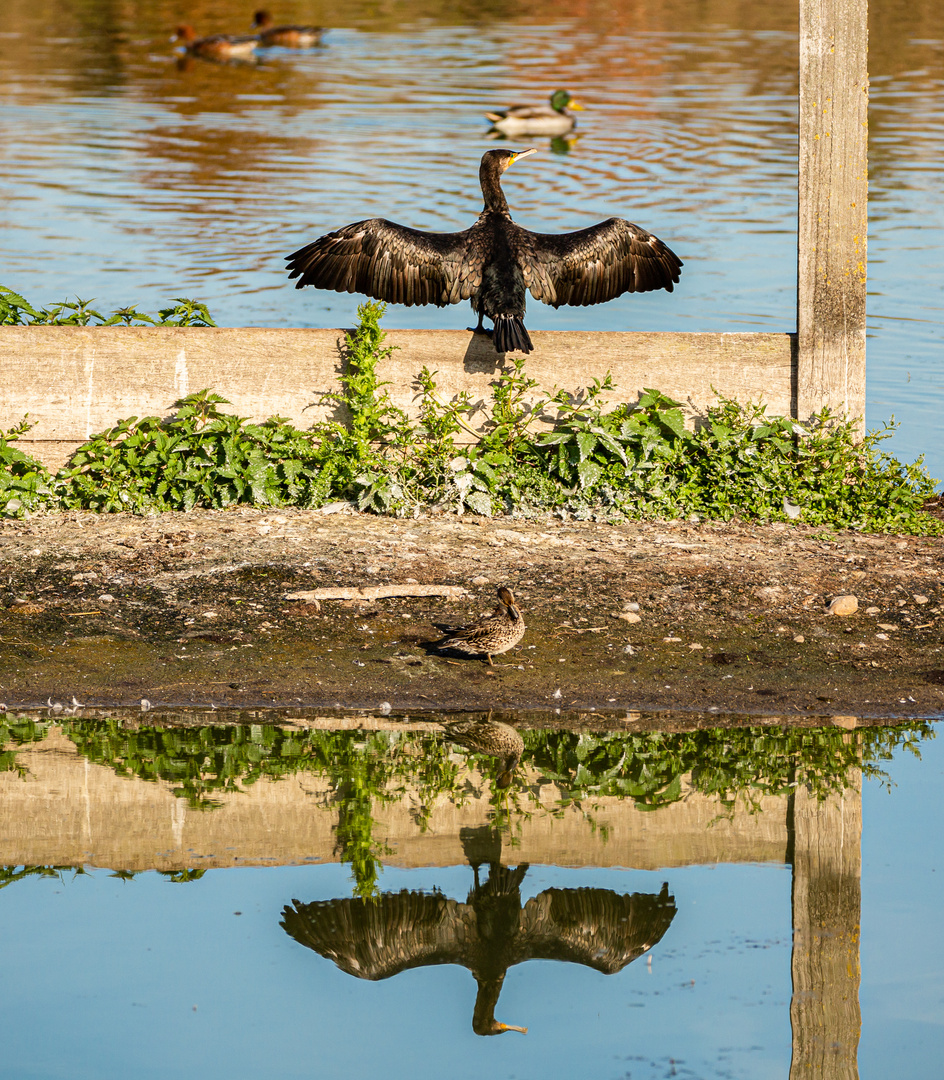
[
  {"x1": 0, "y1": 285, "x2": 216, "y2": 326},
  {"x1": 0, "y1": 419, "x2": 54, "y2": 518},
  {"x1": 3, "y1": 290, "x2": 940, "y2": 533},
  {"x1": 56, "y1": 390, "x2": 329, "y2": 513}
]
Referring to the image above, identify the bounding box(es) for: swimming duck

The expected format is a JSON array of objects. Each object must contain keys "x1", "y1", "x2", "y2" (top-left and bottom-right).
[
  {"x1": 434, "y1": 586, "x2": 525, "y2": 665},
  {"x1": 485, "y1": 90, "x2": 584, "y2": 136},
  {"x1": 174, "y1": 24, "x2": 259, "y2": 61},
  {"x1": 252, "y1": 10, "x2": 323, "y2": 47}
]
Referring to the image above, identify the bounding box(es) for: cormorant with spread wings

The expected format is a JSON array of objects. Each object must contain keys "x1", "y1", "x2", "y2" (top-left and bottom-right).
[
  {"x1": 285, "y1": 148, "x2": 682, "y2": 354},
  {"x1": 281, "y1": 868, "x2": 676, "y2": 1036}
]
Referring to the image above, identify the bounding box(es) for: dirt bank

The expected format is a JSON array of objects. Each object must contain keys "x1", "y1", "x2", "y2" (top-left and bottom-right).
[{"x1": 1, "y1": 507, "x2": 941, "y2": 719}]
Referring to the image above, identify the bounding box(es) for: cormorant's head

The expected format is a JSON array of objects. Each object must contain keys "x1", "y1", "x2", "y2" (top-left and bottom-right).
[
  {"x1": 550, "y1": 89, "x2": 583, "y2": 112},
  {"x1": 480, "y1": 147, "x2": 537, "y2": 177}
]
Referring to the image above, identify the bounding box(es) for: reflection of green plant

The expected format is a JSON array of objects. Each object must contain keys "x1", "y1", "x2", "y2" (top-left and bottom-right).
[
  {"x1": 64, "y1": 720, "x2": 325, "y2": 808},
  {"x1": 2, "y1": 718, "x2": 934, "y2": 896},
  {"x1": 524, "y1": 723, "x2": 935, "y2": 809},
  {"x1": 0, "y1": 715, "x2": 52, "y2": 776},
  {"x1": 301, "y1": 731, "x2": 460, "y2": 898},
  {"x1": 0, "y1": 865, "x2": 89, "y2": 891}
]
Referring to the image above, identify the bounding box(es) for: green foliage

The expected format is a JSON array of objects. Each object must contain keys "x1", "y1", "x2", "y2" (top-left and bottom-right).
[
  {"x1": 3, "y1": 289, "x2": 940, "y2": 532},
  {"x1": 0, "y1": 286, "x2": 215, "y2": 326},
  {"x1": 56, "y1": 390, "x2": 329, "y2": 513},
  {"x1": 0, "y1": 419, "x2": 55, "y2": 518}
]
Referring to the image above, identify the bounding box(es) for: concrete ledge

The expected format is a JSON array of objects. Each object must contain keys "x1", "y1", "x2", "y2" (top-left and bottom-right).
[{"x1": 1, "y1": 326, "x2": 797, "y2": 470}]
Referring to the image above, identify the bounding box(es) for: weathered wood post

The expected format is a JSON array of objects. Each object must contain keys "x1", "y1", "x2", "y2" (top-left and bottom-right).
[
  {"x1": 797, "y1": 0, "x2": 869, "y2": 426},
  {"x1": 789, "y1": 767, "x2": 862, "y2": 1079}
]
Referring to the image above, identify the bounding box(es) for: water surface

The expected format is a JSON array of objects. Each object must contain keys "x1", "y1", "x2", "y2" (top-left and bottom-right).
[{"x1": 0, "y1": 711, "x2": 940, "y2": 1078}]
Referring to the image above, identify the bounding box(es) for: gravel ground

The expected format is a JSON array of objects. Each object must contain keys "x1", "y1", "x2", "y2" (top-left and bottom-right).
[{"x1": 1, "y1": 506, "x2": 942, "y2": 720}]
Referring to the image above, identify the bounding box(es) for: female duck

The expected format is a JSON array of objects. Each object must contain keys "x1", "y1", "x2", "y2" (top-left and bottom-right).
[
  {"x1": 435, "y1": 587, "x2": 525, "y2": 666},
  {"x1": 174, "y1": 24, "x2": 259, "y2": 61},
  {"x1": 252, "y1": 10, "x2": 323, "y2": 47}
]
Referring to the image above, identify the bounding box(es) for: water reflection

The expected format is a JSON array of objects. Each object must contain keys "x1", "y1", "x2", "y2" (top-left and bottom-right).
[
  {"x1": 440, "y1": 716, "x2": 524, "y2": 789},
  {"x1": 282, "y1": 849, "x2": 676, "y2": 1035},
  {"x1": 0, "y1": 711, "x2": 940, "y2": 1078}
]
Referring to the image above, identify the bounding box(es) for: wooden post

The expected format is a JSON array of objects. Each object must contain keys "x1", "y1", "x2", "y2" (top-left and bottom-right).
[{"x1": 797, "y1": 0, "x2": 869, "y2": 426}]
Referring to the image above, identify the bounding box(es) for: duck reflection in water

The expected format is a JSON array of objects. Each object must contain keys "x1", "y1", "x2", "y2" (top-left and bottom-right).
[
  {"x1": 281, "y1": 846, "x2": 675, "y2": 1036},
  {"x1": 440, "y1": 715, "x2": 524, "y2": 790}
]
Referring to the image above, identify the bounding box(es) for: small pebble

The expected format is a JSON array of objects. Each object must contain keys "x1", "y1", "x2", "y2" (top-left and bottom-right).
[
  {"x1": 98, "y1": 594, "x2": 115, "y2": 603},
  {"x1": 618, "y1": 612, "x2": 641, "y2": 624},
  {"x1": 793, "y1": 634, "x2": 805, "y2": 643},
  {"x1": 472, "y1": 576, "x2": 490, "y2": 586},
  {"x1": 865, "y1": 607, "x2": 880, "y2": 615},
  {"x1": 877, "y1": 623, "x2": 897, "y2": 631},
  {"x1": 827, "y1": 595, "x2": 858, "y2": 616},
  {"x1": 875, "y1": 633, "x2": 889, "y2": 640},
  {"x1": 379, "y1": 701, "x2": 392, "y2": 715},
  {"x1": 914, "y1": 595, "x2": 929, "y2": 605}
]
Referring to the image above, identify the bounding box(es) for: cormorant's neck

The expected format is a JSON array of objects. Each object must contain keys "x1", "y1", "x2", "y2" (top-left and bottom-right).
[{"x1": 479, "y1": 163, "x2": 510, "y2": 214}]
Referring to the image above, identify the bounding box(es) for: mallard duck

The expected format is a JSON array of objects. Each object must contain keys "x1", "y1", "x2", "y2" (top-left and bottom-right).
[
  {"x1": 441, "y1": 716, "x2": 524, "y2": 788},
  {"x1": 286, "y1": 149, "x2": 682, "y2": 355},
  {"x1": 173, "y1": 24, "x2": 259, "y2": 61},
  {"x1": 434, "y1": 587, "x2": 525, "y2": 665},
  {"x1": 252, "y1": 10, "x2": 324, "y2": 47},
  {"x1": 485, "y1": 90, "x2": 584, "y2": 136}
]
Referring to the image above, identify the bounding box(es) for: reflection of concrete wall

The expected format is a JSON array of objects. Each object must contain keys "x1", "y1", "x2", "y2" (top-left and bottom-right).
[{"x1": 0, "y1": 728, "x2": 789, "y2": 872}]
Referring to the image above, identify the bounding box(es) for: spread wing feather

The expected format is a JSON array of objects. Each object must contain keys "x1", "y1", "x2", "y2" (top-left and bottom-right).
[
  {"x1": 518, "y1": 218, "x2": 683, "y2": 308},
  {"x1": 286, "y1": 218, "x2": 479, "y2": 308}
]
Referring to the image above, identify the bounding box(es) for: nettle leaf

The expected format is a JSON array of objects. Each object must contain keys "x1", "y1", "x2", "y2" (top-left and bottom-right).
[
  {"x1": 576, "y1": 431, "x2": 598, "y2": 461},
  {"x1": 577, "y1": 459, "x2": 603, "y2": 489},
  {"x1": 464, "y1": 490, "x2": 493, "y2": 516}
]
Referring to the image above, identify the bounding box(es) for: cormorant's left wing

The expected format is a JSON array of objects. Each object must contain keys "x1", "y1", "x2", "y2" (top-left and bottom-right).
[{"x1": 518, "y1": 219, "x2": 682, "y2": 308}]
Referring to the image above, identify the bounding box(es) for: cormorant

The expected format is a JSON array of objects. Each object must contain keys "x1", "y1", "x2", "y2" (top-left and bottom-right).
[
  {"x1": 285, "y1": 148, "x2": 682, "y2": 354},
  {"x1": 281, "y1": 870, "x2": 677, "y2": 1037},
  {"x1": 485, "y1": 89, "x2": 584, "y2": 136}
]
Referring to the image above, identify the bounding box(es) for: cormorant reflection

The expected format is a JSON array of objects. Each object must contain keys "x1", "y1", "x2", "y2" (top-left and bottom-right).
[{"x1": 281, "y1": 859, "x2": 675, "y2": 1036}]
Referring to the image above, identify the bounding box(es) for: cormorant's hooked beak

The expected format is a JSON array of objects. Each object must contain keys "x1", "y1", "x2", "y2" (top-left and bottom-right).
[
  {"x1": 498, "y1": 1023, "x2": 529, "y2": 1034},
  {"x1": 510, "y1": 147, "x2": 538, "y2": 163}
]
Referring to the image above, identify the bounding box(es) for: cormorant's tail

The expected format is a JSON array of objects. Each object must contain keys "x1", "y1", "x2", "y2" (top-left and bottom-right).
[{"x1": 492, "y1": 316, "x2": 533, "y2": 354}]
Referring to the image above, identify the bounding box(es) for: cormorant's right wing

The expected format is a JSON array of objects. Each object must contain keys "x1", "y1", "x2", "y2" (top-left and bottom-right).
[{"x1": 286, "y1": 219, "x2": 480, "y2": 307}]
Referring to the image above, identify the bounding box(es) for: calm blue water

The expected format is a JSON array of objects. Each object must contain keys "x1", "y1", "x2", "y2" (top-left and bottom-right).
[
  {"x1": 0, "y1": 3, "x2": 941, "y2": 479},
  {"x1": 0, "y1": 718, "x2": 940, "y2": 1080}
]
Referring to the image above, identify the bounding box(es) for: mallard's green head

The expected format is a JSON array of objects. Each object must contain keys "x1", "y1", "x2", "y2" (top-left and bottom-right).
[{"x1": 550, "y1": 89, "x2": 583, "y2": 113}]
